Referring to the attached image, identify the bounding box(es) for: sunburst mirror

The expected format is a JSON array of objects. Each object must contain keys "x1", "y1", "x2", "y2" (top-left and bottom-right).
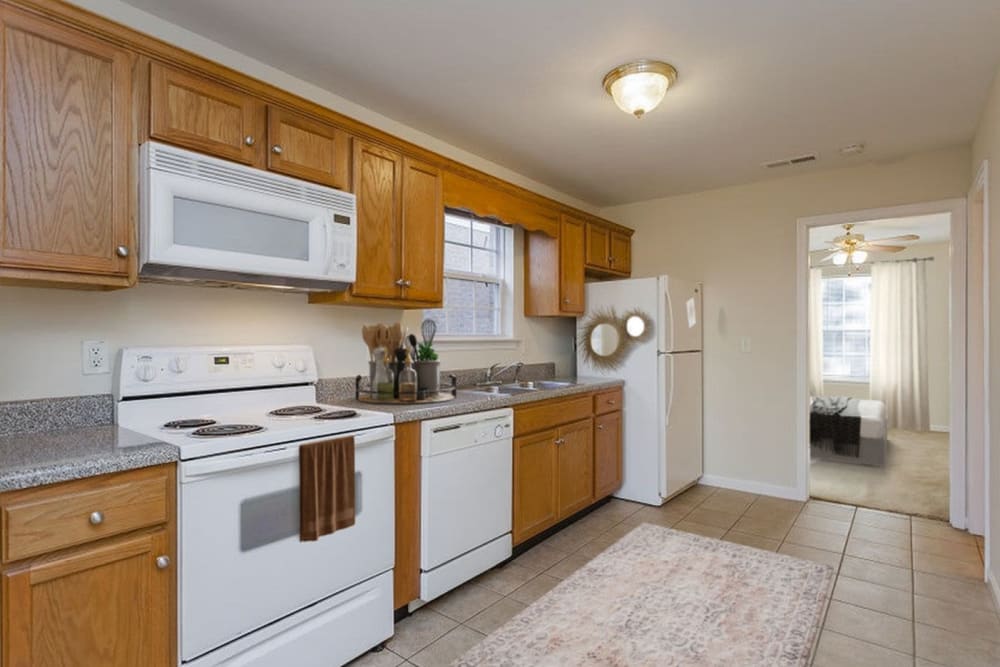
[{"x1": 578, "y1": 307, "x2": 654, "y2": 370}]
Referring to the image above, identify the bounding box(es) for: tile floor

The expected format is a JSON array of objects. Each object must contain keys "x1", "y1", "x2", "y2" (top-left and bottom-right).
[{"x1": 349, "y1": 485, "x2": 998, "y2": 667}]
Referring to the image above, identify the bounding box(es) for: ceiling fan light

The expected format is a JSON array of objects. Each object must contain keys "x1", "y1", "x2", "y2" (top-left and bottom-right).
[
  {"x1": 832, "y1": 251, "x2": 848, "y2": 266},
  {"x1": 851, "y1": 250, "x2": 868, "y2": 265},
  {"x1": 603, "y1": 60, "x2": 677, "y2": 118}
]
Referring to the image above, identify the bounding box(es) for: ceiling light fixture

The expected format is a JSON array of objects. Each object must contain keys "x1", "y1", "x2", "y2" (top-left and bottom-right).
[
  {"x1": 832, "y1": 251, "x2": 849, "y2": 266},
  {"x1": 602, "y1": 60, "x2": 677, "y2": 118}
]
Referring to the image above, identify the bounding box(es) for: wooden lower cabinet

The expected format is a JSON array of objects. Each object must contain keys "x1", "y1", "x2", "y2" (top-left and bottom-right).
[
  {"x1": 594, "y1": 411, "x2": 623, "y2": 499},
  {"x1": 0, "y1": 464, "x2": 176, "y2": 667},
  {"x1": 2, "y1": 529, "x2": 172, "y2": 667},
  {"x1": 555, "y1": 419, "x2": 594, "y2": 518},
  {"x1": 512, "y1": 429, "x2": 559, "y2": 545}
]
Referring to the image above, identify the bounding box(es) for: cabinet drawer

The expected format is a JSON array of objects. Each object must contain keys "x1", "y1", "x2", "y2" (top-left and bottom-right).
[
  {"x1": 594, "y1": 388, "x2": 623, "y2": 414},
  {"x1": 2, "y1": 468, "x2": 169, "y2": 563},
  {"x1": 514, "y1": 395, "x2": 592, "y2": 437}
]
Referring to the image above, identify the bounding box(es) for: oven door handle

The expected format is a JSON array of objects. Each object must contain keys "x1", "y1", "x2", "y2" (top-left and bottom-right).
[{"x1": 180, "y1": 426, "x2": 394, "y2": 482}]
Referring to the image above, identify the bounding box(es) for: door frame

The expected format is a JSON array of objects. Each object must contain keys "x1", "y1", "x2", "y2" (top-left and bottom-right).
[
  {"x1": 795, "y1": 198, "x2": 969, "y2": 529},
  {"x1": 968, "y1": 161, "x2": 990, "y2": 570}
]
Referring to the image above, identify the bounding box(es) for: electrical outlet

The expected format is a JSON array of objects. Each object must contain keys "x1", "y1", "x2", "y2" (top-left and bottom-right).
[{"x1": 81, "y1": 340, "x2": 110, "y2": 375}]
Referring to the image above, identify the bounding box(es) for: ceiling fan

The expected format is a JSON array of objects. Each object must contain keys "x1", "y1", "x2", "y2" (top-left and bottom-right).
[{"x1": 819, "y1": 224, "x2": 919, "y2": 266}]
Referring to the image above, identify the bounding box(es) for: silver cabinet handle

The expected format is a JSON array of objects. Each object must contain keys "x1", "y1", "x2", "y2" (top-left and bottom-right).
[
  {"x1": 554, "y1": 437, "x2": 566, "y2": 445},
  {"x1": 155, "y1": 555, "x2": 171, "y2": 570},
  {"x1": 244, "y1": 135, "x2": 255, "y2": 146},
  {"x1": 395, "y1": 278, "x2": 406, "y2": 286},
  {"x1": 271, "y1": 144, "x2": 283, "y2": 155},
  {"x1": 89, "y1": 511, "x2": 104, "y2": 525},
  {"x1": 115, "y1": 245, "x2": 129, "y2": 258}
]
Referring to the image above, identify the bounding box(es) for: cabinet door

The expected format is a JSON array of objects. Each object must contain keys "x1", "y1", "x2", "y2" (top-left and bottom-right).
[
  {"x1": 149, "y1": 62, "x2": 263, "y2": 166},
  {"x1": 585, "y1": 223, "x2": 611, "y2": 270},
  {"x1": 352, "y1": 141, "x2": 402, "y2": 299},
  {"x1": 513, "y1": 430, "x2": 558, "y2": 545},
  {"x1": 0, "y1": 9, "x2": 132, "y2": 281},
  {"x1": 266, "y1": 106, "x2": 350, "y2": 189},
  {"x1": 2, "y1": 529, "x2": 173, "y2": 667},
  {"x1": 558, "y1": 215, "x2": 586, "y2": 314},
  {"x1": 610, "y1": 230, "x2": 632, "y2": 275},
  {"x1": 399, "y1": 157, "x2": 443, "y2": 303},
  {"x1": 556, "y1": 418, "x2": 594, "y2": 519},
  {"x1": 594, "y1": 411, "x2": 623, "y2": 499}
]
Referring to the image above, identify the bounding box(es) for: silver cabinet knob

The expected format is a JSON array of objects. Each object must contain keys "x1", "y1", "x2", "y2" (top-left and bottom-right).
[
  {"x1": 115, "y1": 245, "x2": 129, "y2": 258},
  {"x1": 403, "y1": 279, "x2": 412, "y2": 287},
  {"x1": 597, "y1": 424, "x2": 605, "y2": 431},
  {"x1": 271, "y1": 144, "x2": 283, "y2": 155},
  {"x1": 155, "y1": 555, "x2": 171, "y2": 570},
  {"x1": 554, "y1": 437, "x2": 566, "y2": 445},
  {"x1": 89, "y1": 511, "x2": 104, "y2": 525},
  {"x1": 395, "y1": 278, "x2": 406, "y2": 286},
  {"x1": 563, "y1": 298, "x2": 570, "y2": 304},
  {"x1": 244, "y1": 135, "x2": 255, "y2": 146}
]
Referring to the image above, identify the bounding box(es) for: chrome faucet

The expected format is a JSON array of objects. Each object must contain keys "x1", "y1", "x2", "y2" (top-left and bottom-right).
[{"x1": 479, "y1": 361, "x2": 524, "y2": 386}]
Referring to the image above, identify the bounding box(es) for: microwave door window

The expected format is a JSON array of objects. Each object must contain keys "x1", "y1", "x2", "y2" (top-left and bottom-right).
[{"x1": 173, "y1": 197, "x2": 310, "y2": 260}]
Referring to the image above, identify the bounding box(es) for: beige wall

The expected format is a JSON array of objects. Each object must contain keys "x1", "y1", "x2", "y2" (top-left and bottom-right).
[
  {"x1": 971, "y1": 65, "x2": 1000, "y2": 602},
  {"x1": 815, "y1": 241, "x2": 952, "y2": 431},
  {"x1": 0, "y1": 229, "x2": 574, "y2": 402},
  {"x1": 602, "y1": 146, "x2": 970, "y2": 493}
]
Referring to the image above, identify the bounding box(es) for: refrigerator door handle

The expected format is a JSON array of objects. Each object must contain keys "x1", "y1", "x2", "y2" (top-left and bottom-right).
[
  {"x1": 665, "y1": 356, "x2": 674, "y2": 424},
  {"x1": 663, "y1": 285, "x2": 673, "y2": 353}
]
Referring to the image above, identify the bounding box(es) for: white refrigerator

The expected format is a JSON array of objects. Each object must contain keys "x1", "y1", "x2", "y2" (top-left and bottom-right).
[{"x1": 578, "y1": 276, "x2": 703, "y2": 505}]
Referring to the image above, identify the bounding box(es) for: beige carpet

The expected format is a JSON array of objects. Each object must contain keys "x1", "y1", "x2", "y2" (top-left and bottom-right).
[
  {"x1": 455, "y1": 524, "x2": 834, "y2": 667},
  {"x1": 810, "y1": 429, "x2": 949, "y2": 519}
]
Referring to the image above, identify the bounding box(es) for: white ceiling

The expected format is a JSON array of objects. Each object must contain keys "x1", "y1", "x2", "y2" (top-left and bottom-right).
[
  {"x1": 120, "y1": 0, "x2": 1000, "y2": 206},
  {"x1": 809, "y1": 213, "x2": 951, "y2": 251}
]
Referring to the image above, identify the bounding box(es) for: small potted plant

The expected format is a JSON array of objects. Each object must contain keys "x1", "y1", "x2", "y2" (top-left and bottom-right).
[{"x1": 414, "y1": 343, "x2": 440, "y2": 394}]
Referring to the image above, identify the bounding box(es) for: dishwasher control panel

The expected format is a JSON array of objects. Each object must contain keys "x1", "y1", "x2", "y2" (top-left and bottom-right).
[{"x1": 421, "y1": 408, "x2": 513, "y2": 456}]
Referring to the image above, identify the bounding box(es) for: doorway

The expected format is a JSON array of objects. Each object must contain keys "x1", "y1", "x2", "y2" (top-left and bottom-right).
[{"x1": 795, "y1": 198, "x2": 970, "y2": 528}]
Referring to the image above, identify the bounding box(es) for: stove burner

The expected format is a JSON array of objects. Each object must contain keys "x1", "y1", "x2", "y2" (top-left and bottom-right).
[
  {"x1": 314, "y1": 409, "x2": 358, "y2": 420},
  {"x1": 162, "y1": 418, "x2": 217, "y2": 430},
  {"x1": 191, "y1": 424, "x2": 265, "y2": 438},
  {"x1": 268, "y1": 405, "x2": 325, "y2": 417}
]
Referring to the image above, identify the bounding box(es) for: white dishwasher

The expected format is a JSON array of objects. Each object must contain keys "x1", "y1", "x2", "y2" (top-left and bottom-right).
[{"x1": 420, "y1": 408, "x2": 513, "y2": 602}]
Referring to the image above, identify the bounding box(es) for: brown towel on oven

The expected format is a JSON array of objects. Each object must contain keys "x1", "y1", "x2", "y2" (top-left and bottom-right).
[{"x1": 300, "y1": 437, "x2": 356, "y2": 541}]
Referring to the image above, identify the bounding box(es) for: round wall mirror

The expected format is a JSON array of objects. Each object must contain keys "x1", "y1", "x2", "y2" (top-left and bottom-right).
[
  {"x1": 590, "y1": 323, "x2": 621, "y2": 357},
  {"x1": 625, "y1": 315, "x2": 646, "y2": 338}
]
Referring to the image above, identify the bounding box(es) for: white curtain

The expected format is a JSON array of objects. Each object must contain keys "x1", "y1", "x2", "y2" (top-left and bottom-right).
[
  {"x1": 808, "y1": 267, "x2": 825, "y2": 397},
  {"x1": 870, "y1": 259, "x2": 929, "y2": 430}
]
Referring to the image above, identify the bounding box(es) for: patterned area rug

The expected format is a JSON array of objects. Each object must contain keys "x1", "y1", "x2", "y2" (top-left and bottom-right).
[{"x1": 454, "y1": 524, "x2": 835, "y2": 667}]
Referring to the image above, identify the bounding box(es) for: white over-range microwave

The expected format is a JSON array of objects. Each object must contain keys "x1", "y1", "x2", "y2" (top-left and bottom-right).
[{"x1": 140, "y1": 141, "x2": 357, "y2": 291}]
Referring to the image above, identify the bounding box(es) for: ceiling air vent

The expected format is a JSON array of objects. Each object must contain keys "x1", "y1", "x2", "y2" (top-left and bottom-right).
[{"x1": 761, "y1": 153, "x2": 818, "y2": 169}]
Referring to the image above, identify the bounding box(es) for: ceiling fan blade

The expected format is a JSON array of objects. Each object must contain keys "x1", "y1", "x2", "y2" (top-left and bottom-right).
[
  {"x1": 869, "y1": 234, "x2": 920, "y2": 243},
  {"x1": 817, "y1": 251, "x2": 839, "y2": 263},
  {"x1": 863, "y1": 244, "x2": 906, "y2": 252}
]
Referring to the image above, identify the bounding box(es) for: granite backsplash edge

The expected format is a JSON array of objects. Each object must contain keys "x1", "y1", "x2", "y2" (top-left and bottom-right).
[{"x1": 0, "y1": 362, "x2": 557, "y2": 437}]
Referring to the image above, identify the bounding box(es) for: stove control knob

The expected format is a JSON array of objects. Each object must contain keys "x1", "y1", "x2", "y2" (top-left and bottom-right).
[
  {"x1": 294, "y1": 359, "x2": 307, "y2": 373},
  {"x1": 135, "y1": 359, "x2": 157, "y2": 382},
  {"x1": 168, "y1": 356, "x2": 188, "y2": 374},
  {"x1": 271, "y1": 354, "x2": 287, "y2": 369}
]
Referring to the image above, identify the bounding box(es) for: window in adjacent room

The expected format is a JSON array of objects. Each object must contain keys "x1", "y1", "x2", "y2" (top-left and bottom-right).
[
  {"x1": 822, "y1": 275, "x2": 872, "y2": 382},
  {"x1": 424, "y1": 210, "x2": 514, "y2": 338}
]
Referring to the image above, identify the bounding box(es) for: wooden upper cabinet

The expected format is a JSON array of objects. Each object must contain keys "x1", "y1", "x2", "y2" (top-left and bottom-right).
[
  {"x1": 513, "y1": 429, "x2": 559, "y2": 545},
  {"x1": 352, "y1": 140, "x2": 402, "y2": 299},
  {"x1": 585, "y1": 222, "x2": 611, "y2": 270},
  {"x1": 610, "y1": 230, "x2": 632, "y2": 275},
  {"x1": 266, "y1": 106, "x2": 351, "y2": 189},
  {"x1": 558, "y1": 215, "x2": 586, "y2": 314},
  {"x1": 2, "y1": 529, "x2": 173, "y2": 667},
  {"x1": 556, "y1": 418, "x2": 594, "y2": 518},
  {"x1": 149, "y1": 62, "x2": 264, "y2": 166},
  {"x1": 400, "y1": 157, "x2": 443, "y2": 303},
  {"x1": 0, "y1": 8, "x2": 133, "y2": 287}
]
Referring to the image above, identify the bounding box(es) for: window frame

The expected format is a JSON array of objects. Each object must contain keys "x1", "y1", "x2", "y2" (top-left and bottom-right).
[
  {"x1": 425, "y1": 210, "x2": 516, "y2": 343},
  {"x1": 821, "y1": 274, "x2": 872, "y2": 384}
]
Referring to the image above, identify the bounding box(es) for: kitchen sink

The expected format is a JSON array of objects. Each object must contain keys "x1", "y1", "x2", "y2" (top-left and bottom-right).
[{"x1": 459, "y1": 380, "x2": 577, "y2": 397}]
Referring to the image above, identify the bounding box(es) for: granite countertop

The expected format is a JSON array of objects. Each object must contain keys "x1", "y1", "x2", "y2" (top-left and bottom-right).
[
  {"x1": 0, "y1": 426, "x2": 178, "y2": 492},
  {"x1": 337, "y1": 376, "x2": 625, "y2": 423}
]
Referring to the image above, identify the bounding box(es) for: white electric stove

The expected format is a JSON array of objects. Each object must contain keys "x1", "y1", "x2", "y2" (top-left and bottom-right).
[{"x1": 115, "y1": 345, "x2": 395, "y2": 667}]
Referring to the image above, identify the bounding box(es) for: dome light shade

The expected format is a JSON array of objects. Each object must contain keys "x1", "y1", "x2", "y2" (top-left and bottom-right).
[
  {"x1": 603, "y1": 60, "x2": 678, "y2": 118},
  {"x1": 851, "y1": 250, "x2": 868, "y2": 265},
  {"x1": 832, "y1": 251, "x2": 848, "y2": 266}
]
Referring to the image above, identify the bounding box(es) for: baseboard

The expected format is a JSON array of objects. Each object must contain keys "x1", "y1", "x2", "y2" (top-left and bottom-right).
[
  {"x1": 930, "y1": 424, "x2": 950, "y2": 433},
  {"x1": 698, "y1": 474, "x2": 803, "y2": 501}
]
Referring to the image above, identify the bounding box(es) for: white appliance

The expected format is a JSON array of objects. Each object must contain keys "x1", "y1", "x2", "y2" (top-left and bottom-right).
[
  {"x1": 116, "y1": 345, "x2": 394, "y2": 667},
  {"x1": 140, "y1": 141, "x2": 357, "y2": 291},
  {"x1": 578, "y1": 276, "x2": 703, "y2": 505},
  {"x1": 419, "y1": 409, "x2": 513, "y2": 602}
]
